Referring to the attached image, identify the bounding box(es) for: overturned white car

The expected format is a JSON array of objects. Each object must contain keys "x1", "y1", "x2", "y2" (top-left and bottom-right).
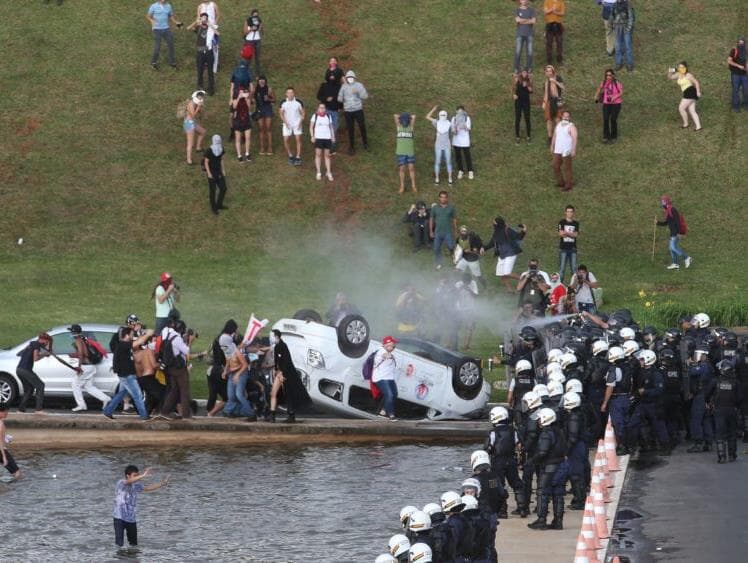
[{"x1": 273, "y1": 310, "x2": 490, "y2": 420}]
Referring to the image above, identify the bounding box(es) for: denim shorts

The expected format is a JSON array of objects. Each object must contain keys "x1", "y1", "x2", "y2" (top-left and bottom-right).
[
  {"x1": 183, "y1": 118, "x2": 196, "y2": 133},
  {"x1": 397, "y1": 154, "x2": 416, "y2": 166}
]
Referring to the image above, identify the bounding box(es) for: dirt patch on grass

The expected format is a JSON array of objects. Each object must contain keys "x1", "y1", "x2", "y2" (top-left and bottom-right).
[{"x1": 315, "y1": 0, "x2": 360, "y2": 67}]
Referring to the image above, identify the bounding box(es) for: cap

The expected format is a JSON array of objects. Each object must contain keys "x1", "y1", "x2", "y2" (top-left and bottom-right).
[
  {"x1": 160, "y1": 272, "x2": 172, "y2": 283},
  {"x1": 382, "y1": 336, "x2": 399, "y2": 346},
  {"x1": 345, "y1": 70, "x2": 356, "y2": 79},
  {"x1": 68, "y1": 324, "x2": 82, "y2": 335},
  {"x1": 126, "y1": 314, "x2": 140, "y2": 325}
]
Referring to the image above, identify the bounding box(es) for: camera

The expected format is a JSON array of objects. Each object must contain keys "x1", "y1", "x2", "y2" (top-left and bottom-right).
[
  {"x1": 186, "y1": 328, "x2": 199, "y2": 339},
  {"x1": 173, "y1": 283, "x2": 181, "y2": 291},
  {"x1": 576, "y1": 273, "x2": 586, "y2": 283}
]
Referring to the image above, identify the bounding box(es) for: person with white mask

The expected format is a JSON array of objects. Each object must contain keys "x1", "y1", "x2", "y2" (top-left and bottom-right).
[
  {"x1": 337, "y1": 70, "x2": 369, "y2": 154},
  {"x1": 426, "y1": 106, "x2": 453, "y2": 185},
  {"x1": 203, "y1": 134, "x2": 228, "y2": 215}
]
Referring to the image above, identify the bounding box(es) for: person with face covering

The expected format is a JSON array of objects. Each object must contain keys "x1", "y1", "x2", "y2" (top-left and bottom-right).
[
  {"x1": 426, "y1": 106, "x2": 453, "y2": 185},
  {"x1": 267, "y1": 329, "x2": 311, "y2": 423},
  {"x1": 337, "y1": 70, "x2": 369, "y2": 154},
  {"x1": 656, "y1": 195, "x2": 692, "y2": 270},
  {"x1": 317, "y1": 62, "x2": 343, "y2": 154},
  {"x1": 203, "y1": 134, "x2": 228, "y2": 215},
  {"x1": 451, "y1": 106, "x2": 474, "y2": 180},
  {"x1": 183, "y1": 90, "x2": 206, "y2": 165},
  {"x1": 482, "y1": 217, "x2": 527, "y2": 292},
  {"x1": 187, "y1": 12, "x2": 219, "y2": 96},
  {"x1": 667, "y1": 62, "x2": 702, "y2": 131},
  {"x1": 727, "y1": 36, "x2": 747, "y2": 112}
]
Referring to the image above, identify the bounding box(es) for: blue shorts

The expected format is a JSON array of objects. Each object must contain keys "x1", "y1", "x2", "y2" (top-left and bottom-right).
[
  {"x1": 183, "y1": 118, "x2": 196, "y2": 133},
  {"x1": 397, "y1": 154, "x2": 416, "y2": 166}
]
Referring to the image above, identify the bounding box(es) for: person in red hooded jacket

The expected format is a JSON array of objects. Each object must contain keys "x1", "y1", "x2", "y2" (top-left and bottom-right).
[{"x1": 656, "y1": 195, "x2": 692, "y2": 270}]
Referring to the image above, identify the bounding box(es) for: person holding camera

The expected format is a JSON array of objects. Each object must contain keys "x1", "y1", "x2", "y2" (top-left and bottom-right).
[
  {"x1": 243, "y1": 8, "x2": 263, "y2": 77},
  {"x1": 517, "y1": 259, "x2": 551, "y2": 318},
  {"x1": 568, "y1": 265, "x2": 599, "y2": 313},
  {"x1": 153, "y1": 272, "x2": 180, "y2": 332},
  {"x1": 594, "y1": 69, "x2": 623, "y2": 143},
  {"x1": 187, "y1": 12, "x2": 218, "y2": 96},
  {"x1": 403, "y1": 201, "x2": 430, "y2": 251},
  {"x1": 146, "y1": 0, "x2": 183, "y2": 71},
  {"x1": 557, "y1": 204, "x2": 579, "y2": 282}
]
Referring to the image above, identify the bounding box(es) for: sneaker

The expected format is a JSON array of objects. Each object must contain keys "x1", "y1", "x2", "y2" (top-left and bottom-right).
[
  {"x1": 316, "y1": 172, "x2": 322, "y2": 180},
  {"x1": 151, "y1": 63, "x2": 159, "y2": 71},
  {"x1": 72, "y1": 406, "x2": 87, "y2": 412},
  {"x1": 294, "y1": 157, "x2": 302, "y2": 166},
  {"x1": 237, "y1": 155, "x2": 244, "y2": 162},
  {"x1": 515, "y1": 137, "x2": 521, "y2": 144},
  {"x1": 468, "y1": 171, "x2": 474, "y2": 179},
  {"x1": 526, "y1": 137, "x2": 531, "y2": 144},
  {"x1": 326, "y1": 173, "x2": 334, "y2": 181},
  {"x1": 246, "y1": 415, "x2": 258, "y2": 422},
  {"x1": 103, "y1": 413, "x2": 114, "y2": 420},
  {"x1": 685, "y1": 256, "x2": 692, "y2": 268},
  {"x1": 457, "y1": 170, "x2": 464, "y2": 180},
  {"x1": 139, "y1": 416, "x2": 151, "y2": 421},
  {"x1": 448, "y1": 178, "x2": 453, "y2": 185},
  {"x1": 287, "y1": 156, "x2": 294, "y2": 165},
  {"x1": 666, "y1": 263, "x2": 680, "y2": 270},
  {"x1": 123, "y1": 406, "x2": 135, "y2": 414},
  {"x1": 435, "y1": 264, "x2": 442, "y2": 271},
  {"x1": 434, "y1": 177, "x2": 440, "y2": 185}
]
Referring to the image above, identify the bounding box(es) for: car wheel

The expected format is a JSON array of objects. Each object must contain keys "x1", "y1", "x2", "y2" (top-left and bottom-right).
[
  {"x1": 0, "y1": 373, "x2": 19, "y2": 405},
  {"x1": 293, "y1": 309, "x2": 323, "y2": 323},
  {"x1": 336, "y1": 314, "x2": 370, "y2": 358},
  {"x1": 452, "y1": 359, "x2": 483, "y2": 400}
]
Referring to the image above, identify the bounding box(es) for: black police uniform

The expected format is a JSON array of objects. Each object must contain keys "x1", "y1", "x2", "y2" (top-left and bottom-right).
[
  {"x1": 659, "y1": 347, "x2": 685, "y2": 445},
  {"x1": 473, "y1": 466, "x2": 506, "y2": 562},
  {"x1": 462, "y1": 507, "x2": 492, "y2": 563},
  {"x1": 517, "y1": 407, "x2": 540, "y2": 518},
  {"x1": 527, "y1": 422, "x2": 567, "y2": 530},
  {"x1": 706, "y1": 364, "x2": 741, "y2": 462},
  {"x1": 564, "y1": 405, "x2": 588, "y2": 509},
  {"x1": 485, "y1": 422, "x2": 527, "y2": 515}
]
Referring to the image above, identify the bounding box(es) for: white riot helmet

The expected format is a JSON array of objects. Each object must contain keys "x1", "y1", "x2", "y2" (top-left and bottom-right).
[
  {"x1": 619, "y1": 327, "x2": 636, "y2": 341},
  {"x1": 537, "y1": 407, "x2": 557, "y2": 427},
  {"x1": 399, "y1": 506, "x2": 418, "y2": 528},
  {"x1": 489, "y1": 406, "x2": 509, "y2": 425},
  {"x1": 389, "y1": 534, "x2": 411, "y2": 558},
  {"x1": 461, "y1": 495, "x2": 479, "y2": 511},
  {"x1": 515, "y1": 359, "x2": 533, "y2": 374},
  {"x1": 409, "y1": 543, "x2": 433, "y2": 563},
  {"x1": 440, "y1": 490, "x2": 465, "y2": 513},
  {"x1": 693, "y1": 313, "x2": 710, "y2": 329},
  {"x1": 523, "y1": 390, "x2": 542, "y2": 411},
  {"x1": 563, "y1": 391, "x2": 582, "y2": 410},
  {"x1": 639, "y1": 349, "x2": 657, "y2": 367},
  {"x1": 592, "y1": 340, "x2": 609, "y2": 357},
  {"x1": 546, "y1": 361, "x2": 563, "y2": 378},
  {"x1": 461, "y1": 477, "x2": 482, "y2": 497},
  {"x1": 376, "y1": 554, "x2": 397, "y2": 563},
  {"x1": 547, "y1": 348, "x2": 564, "y2": 364},
  {"x1": 470, "y1": 450, "x2": 491, "y2": 471},
  {"x1": 565, "y1": 378, "x2": 583, "y2": 394},
  {"x1": 560, "y1": 352, "x2": 578, "y2": 370},
  {"x1": 422, "y1": 503, "x2": 442, "y2": 518},
  {"x1": 533, "y1": 383, "x2": 549, "y2": 399},
  {"x1": 622, "y1": 340, "x2": 640, "y2": 357},
  {"x1": 548, "y1": 370, "x2": 566, "y2": 385},
  {"x1": 408, "y1": 510, "x2": 432, "y2": 532},
  {"x1": 548, "y1": 380, "x2": 564, "y2": 398},
  {"x1": 608, "y1": 346, "x2": 625, "y2": 363}
]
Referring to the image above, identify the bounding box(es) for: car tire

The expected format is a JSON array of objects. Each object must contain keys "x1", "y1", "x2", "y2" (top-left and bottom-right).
[
  {"x1": 293, "y1": 309, "x2": 323, "y2": 323},
  {"x1": 452, "y1": 359, "x2": 483, "y2": 400},
  {"x1": 0, "y1": 373, "x2": 19, "y2": 405},
  {"x1": 336, "y1": 314, "x2": 370, "y2": 358}
]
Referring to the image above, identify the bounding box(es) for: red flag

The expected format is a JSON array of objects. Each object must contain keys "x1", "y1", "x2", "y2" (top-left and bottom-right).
[{"x1": 243, "y1": 314, "x2": 268, "y2": 345}]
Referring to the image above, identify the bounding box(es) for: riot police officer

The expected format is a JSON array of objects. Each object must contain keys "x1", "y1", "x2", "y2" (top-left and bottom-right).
[
  {"x1": 420, "y1": 503, "x2": 453, "y2": 562},
  {"x1": 484, "y1": 406, "x2": 527, "y2": 517},
  {"x1": 470, "y1": 450, "x2": 505, "y2": 561},
  {"x1": 460, "y1": 495, "x2": 492, "y2": 563},
  {"x1": 388, "y1": 534, "x2": 411, "y2": 563},
  {"x1": 686, "y1": 346, "x2": 715, "y2": 453},
  {"x1": 632, "y1": 350, "x2": 670, "y2": 453},
  {"x1": 562, "y1": 391, "x2": 587, "y2": 510},
  {"x1": 706, "y1": 360, "x2": 741, "y2": 463},
  {"x1": 506, "y1": 359, "x2": 536, "y2": 424},
  {"x1": 517, "y1": 391, "x2": 542, "y2": 518},
  {"x1": 440, "y1": 491, "x2": 474, "y2": 563},
  {"x1": 601, "y1": 346, "x2": 635, "y2": 456},
  {"x1": 527, "y1": 407, "x2": 568, "y2": 531},
  {"x1": 658, "y1": 347, "x2": 685, "y2": 447}
]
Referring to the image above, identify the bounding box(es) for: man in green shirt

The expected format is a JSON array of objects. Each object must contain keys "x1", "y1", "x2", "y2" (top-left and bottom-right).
[
  {"x1": 394, "y1": 113, "x2": 417, "y2": 194},
  {"x1": 429, "y1": 190, "x2": 457, "y2": 270}
]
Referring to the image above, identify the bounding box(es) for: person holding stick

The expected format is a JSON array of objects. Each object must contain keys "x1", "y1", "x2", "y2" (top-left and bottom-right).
[
  {"x1": 656, "y1": 195, "x2": 692, "y2": 270},
  {"x1": 112, "y1": 465, "x2": 169, "y2": 548},
  {"x1": 15, "y1": 332, "x2": 54, "y2": 413}
]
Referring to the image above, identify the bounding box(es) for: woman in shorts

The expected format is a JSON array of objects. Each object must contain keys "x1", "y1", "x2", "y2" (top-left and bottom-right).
[
  {"x1": 254, "y1": 76, "x2": 275, "y2": 155},
  {"x1": 184, "y1": 90, "x2": 206, "y2": 165},
  {"x1": 667, "y1": 62, "x2": 702, "y2": 131},
  {"x1": 231, "y1": 85, "x2": 253, "y2": 161},
  {"x1": 394, "y1": 112, "x2": 416, "y2": 193},
  {"x1": 542, "y1": 65, "x2": 565, "y2": 144},
  {"x1": 310, "y1": 103, "x2": 335, "y2": 181}
]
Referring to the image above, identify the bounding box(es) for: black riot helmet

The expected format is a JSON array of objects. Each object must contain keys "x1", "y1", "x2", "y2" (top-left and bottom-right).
[
  {"x1": 642, "y1": 326, "x2": 658, "y2": 345},
  {"x1": 721, "y1": 332, "x2": 738, "y2": 351},
  {"x1": 658, "y1": 347, "x2": 679, "y2": 368},
  {"x1": 716, "y1": 359, "x2": 736, "y2": 377},
  {"x1": 664, "y1": 328, "x2": 682, "y2": 345},
  {"x1": 519, "y1": 326, "x2": 540, "y2": 345}
]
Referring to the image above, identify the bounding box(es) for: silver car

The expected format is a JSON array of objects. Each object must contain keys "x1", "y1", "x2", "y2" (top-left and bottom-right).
[{"x1": 0, "y1": 324, "x2": 119, "y2": 405}]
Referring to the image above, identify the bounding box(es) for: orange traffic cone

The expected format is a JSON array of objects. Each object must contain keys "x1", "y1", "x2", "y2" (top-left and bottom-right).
[
  {"x1": 597, "y1": 442, "x2": 615, "y2": 487},
  {"x1": 604, "y1": 422, "x2": 621, "y2": 471},
  {"x1": 574, "y1": 532, "x2": 600, "y2": 563},
  {"x1": 582, "y1": 504, "x2": 602, "y2": 550},
  {"x1": 592, "y1": 484, "x2": 610, "y2": 539},
  {"x1": 592, "y1": 472, "x2": 610, "y2": 503},
  {"x1": 594, "y1": 452, "x2": 611, "y2": 490}
]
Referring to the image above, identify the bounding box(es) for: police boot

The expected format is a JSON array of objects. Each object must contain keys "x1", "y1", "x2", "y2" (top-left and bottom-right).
[
  {"x1": 569, "y1": 477, "x2": 586, "y2": 510},
  {"x1": 267, "y1": 410, "x2": 276, "y2": 423},
  {"x1": 702, "y1": 440, "x2": 712, "y2": 452},
  {"x1": 686, "y1": 440, "x2": 703, "y2": 453},
  {"x1": 548, "y1": 495, "x2": 564, "y2": 530},
  {"x1": 284, "y1": 412, "x2": 296, "y2": 423},
  {"x1": 527, "y1": 494, "x2": 549, "y2": 530},
  {"x1": 716, "y1": 440, "x2": 727, "y2": 464},
  {"x1": 515, "y1": 490, "x2": 530, "y2": 518},
  {"x1": 728, "y1": 438, "x2": 738, "y2": 462},
  {"x1": 498, "y1": 498, "x2": 508, "y2": 519}
]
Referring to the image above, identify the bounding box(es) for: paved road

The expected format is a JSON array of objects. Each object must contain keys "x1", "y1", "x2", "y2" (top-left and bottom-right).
[{"x1": 609, "y1": 446, "x2": 748, "y2": 562}]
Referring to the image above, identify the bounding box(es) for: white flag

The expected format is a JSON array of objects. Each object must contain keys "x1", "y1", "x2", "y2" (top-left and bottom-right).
[{"x1": 243, "y1": 314, "x2": 269, "y2": 344}]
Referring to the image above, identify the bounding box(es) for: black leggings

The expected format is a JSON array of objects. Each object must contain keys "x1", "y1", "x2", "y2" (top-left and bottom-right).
[
  {"x1": 208, "y1": 176, "x2": 227, "y2": 212},
  {"x1": 344, "y1": 110, "x2": 368, "y2": 148},
  {"x1": 453, "y1": 146, "x2": 473, "y2": 172},
  {"x1": 206, "y1": 369, "x2": 228, "y2": 411},
  {"x1": 603, "y1": 103, "x2": 621, "y2": 139},
  {"x1": 138, "y1": 376, "x2": 165, "y2": 414},
  {"x1": 114, "y1": 518, "x2": 138, "y2": 547},
  {"x1": 515, "y1": 100, "x2": 531, "y2": 138},
  {"x1": 16, "y1": 367, "x2": 45, "y2": 411}
]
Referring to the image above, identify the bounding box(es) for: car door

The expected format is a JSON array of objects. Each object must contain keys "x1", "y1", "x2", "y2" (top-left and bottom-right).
[
  {"x1": 88, "y1": 330, "x2": 118, "y2": 393},
  {"x1": 32, "y1": 330, "x2": 78, "y2": 395},
  {"x1": 393, "y1": 346, "x2": 443, "y2": 403}
]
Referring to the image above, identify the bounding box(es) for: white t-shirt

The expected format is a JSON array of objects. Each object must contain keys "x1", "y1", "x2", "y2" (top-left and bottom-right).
[
  {"x1": 553, "y1": 121, "x2": 574, "y2": 156},
  {"x1": 280, "y1": 98, "x2": 303, "y2": 126},
  {"x1": 573, "y1": 272, "x2": 598, "y2": 305},
  {"x1": 372, "y1": 348, "x2": 397, "y2": 383},
  {"x1": 311, "y1": 113, "x2": 333, "y2": 140},
  {"x1": 154, "y1": 286, "x2": 173, "y2": 318},
  {"x1": 451, "y1": 116, "x2": 472, "y2": 147}
]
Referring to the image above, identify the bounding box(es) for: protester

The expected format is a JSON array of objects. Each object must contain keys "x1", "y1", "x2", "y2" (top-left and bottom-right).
[
  {"x1": 203, "y1": 134, "x2": 228, "y2": 215},
  {"x1": 727, "y1": 36, "x2": 747, "y2": 112},
  {"x1": 542, "y1": 65, "x2": 565, "y2": 143},
  {"x1": 611, "y1": 0, "x2": 635, "y2": 71},
  {"x1": 112, "y1": 465, "x2": 169, "y2": 548},
  {"x1": 268, "y1": 329, "x2": 311, "y2": 423},
  {"x1": 0, "y1": 403, "x2": 21, "y2": 480},
  {"x1": 454, "y1": 225, "x2": 484, "y2": 283},
  {"x1": 310, "y1": 103, "x2": 335, "y2": 181},
  {"x1": 656, "y1": 195, "x2": 692, "y2": 270},
  {"x1": 206, "y1": 320, "x2": 235, "y2": 416},
  {"x1": 548, "y1": 272, "x2": 568, "y2": 315},
  {"x1": 317, "y1": 66, "x2": 343, "y2": 154},
  {"x1": 222, "y1": 341, "x2": 256, "y2": 420},
  {"x1": 668, "y1": 62, "x2": 702, "y2": 131},
  {"x1": 129, "y1": 321, "x2": 164, "y2": 416},
  {"x1": 146, "y1": 0, "x2": 183, "y2": 70},
  {"x1": 69, "y1": 324, "x2": 111, "y2": 412},
  {"x1": 514, "y1": 0, "x2": 536, "y2": 73},
  {"x1": 394, "y1": 113, "x2": 417, "y2": 193},
  {"x1": 15, "y1": 332, "x2": 53, "y2": 413},
  {"x1": 373, "y1": 336, "x2": 399, "y2": 420},
  {"x1": 231, "y1": 86, "x2": 253, "y2": 162},
  {"x1": 157, "y1": 319, "x2": 197, "y2": 420},
  {"x1": 568, "y1": 265, "x2": 599, "y2": 313},
  {"x1": 594, "y1": 69, "x2": 623, "y2": 143},
  {"x1": 104, "y1": 327, "x2": 153, "y2": 420},
  {"x1": 451, "y1": 106, "x2": 474, "y2": 180},
  {"x1": 395, "y1": 285, "x2": 426, "y2": 337},
  {"x1": 543, "y1": 0, "x2": 565, "y2": 65},
  {"x1": 429, "y1": 191, "x2": 457, "y2": 271},
  {"x1": 483, "y1": 217, "x2": 527, "y2": 292},
  {"x1": 183, "y1": 90, "x2": 206, "y2": 165},
  {"x1": 196, "y1": 1, "x2": 220, "y2": 73},
  {"x1": 254, "y1": 76, "x2": 275, "y2": 155},
  {"x1": 426, "y1": 106, "x2": 453, "y2": 185},
  {"x1": 280, "y1": 87, "x2": 305, "y2": 166},
  {"x1": 403, "y1": 201, "x2": 429, "y2": 251},
  {"x1": 325, "y1": 292, "x2": 361, "y2": 326},
  {"x1": 557, "y1": 204, "x2": 579, "y2": 282},
  {"x1": 513, "y1": 70, "x2": 533, "y2": 143},
  {"x1": 187, "y1": 11, "x2": 218, "y2": 95},
  {"x1": 229, "y1": 47, "x2": 254, "y2": 102},
  {"x1": 338, "y1": 70, "x2": 370, "y2": 154},
  {"x1": 550, "y1": 109, "x2": 577, "y2": 192},
  {"x1": 243, "y1": 8, "x2": 263, "y2": 76},
  {"x1": 153, "y1": 272, "x2": 180, "y2": 332}
]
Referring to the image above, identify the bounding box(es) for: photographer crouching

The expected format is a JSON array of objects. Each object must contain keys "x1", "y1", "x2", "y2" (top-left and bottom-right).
[{"x1": 568, "y1": 264, "x2": 599, "y2": 314}]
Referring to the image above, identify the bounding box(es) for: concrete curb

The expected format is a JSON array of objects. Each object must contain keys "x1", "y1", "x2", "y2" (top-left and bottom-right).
[{"x1": 599, "y1": 454, "x2": 630, "y2": 561}]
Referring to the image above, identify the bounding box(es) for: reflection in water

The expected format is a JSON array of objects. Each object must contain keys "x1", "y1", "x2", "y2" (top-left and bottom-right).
[{"x1": 0, "y1": 443, "x2": 478, "y2": 563}]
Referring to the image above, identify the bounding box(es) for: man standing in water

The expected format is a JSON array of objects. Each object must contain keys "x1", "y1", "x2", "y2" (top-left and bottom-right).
[
  {"x1": 112, "y1": 465, "x2": 169, "y2": 548},
  {"x1": 0, "y1": 403, "x2": 22, "y2": 481}
]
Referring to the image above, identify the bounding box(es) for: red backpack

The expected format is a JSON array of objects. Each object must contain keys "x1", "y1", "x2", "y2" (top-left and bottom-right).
[{"x1": 678, "y1": 212, "x2": 688, "y2": 236}]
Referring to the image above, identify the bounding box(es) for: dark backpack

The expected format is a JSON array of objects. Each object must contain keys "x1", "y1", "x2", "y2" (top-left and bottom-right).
[
  {"x1": 210, "y1": 336, "x2": 226, "y2": 367},
  {"x1": 158, "y1": 334, "x2": 186, "y2": 371},
  {"x1": 361, "y1": 351, "x2": 377, "y2": 381},
  {"x1": 83, "y1": 337, "x2": 106, "y2": 365}
]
